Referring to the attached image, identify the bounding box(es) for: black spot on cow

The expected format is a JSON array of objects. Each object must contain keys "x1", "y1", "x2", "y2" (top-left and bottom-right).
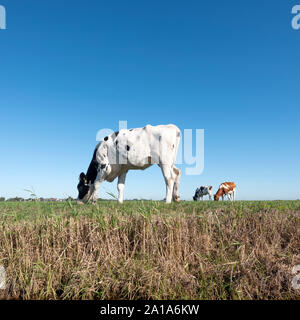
[
  {"x1": 130, "y1": 129, "x2": 134, "y2": 131},
  {"x1": 86, "y1": 149, "x2": 98, "y2": 182},
  {"x1": 200, "y1": 186, "x2": 204, "y2": 192},
  {"x1": 126, "y1": 145, "x2": 130, "y2": 151},
  {"x1": 115, "y1": 140, "x2": 118, "y2": 146},
  {"x1": 159, "y1": 136, "x2": 161, "y2": 141},
  {"x1": 114, "y1": 131, "x2": 119, "y2": 137},
  {"x1": 100, "y1": 164, "x2": 106, "y2": 169},
  {"x1": 104, "y1": 136, "x2": 108, "y2": 141}
]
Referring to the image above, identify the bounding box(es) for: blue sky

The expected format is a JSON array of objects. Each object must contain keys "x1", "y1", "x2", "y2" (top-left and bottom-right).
[{"x1": 0, "y1": 0, "x2": 299, "y2": 200}]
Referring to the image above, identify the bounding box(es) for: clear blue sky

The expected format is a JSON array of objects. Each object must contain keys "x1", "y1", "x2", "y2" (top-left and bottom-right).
[{"x1": 0, "y1": 0, "x2": 299, "y2": 200}]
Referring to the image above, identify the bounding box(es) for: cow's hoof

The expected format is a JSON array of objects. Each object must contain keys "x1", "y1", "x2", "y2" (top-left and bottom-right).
[{"x1": 174, "y1": 196, "x2": 180, "y2": 203}]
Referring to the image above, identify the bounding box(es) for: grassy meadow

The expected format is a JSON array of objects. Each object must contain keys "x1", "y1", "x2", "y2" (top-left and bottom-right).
[{"x1": 0, "y1": 200, "x2": 299, "y2": 300}]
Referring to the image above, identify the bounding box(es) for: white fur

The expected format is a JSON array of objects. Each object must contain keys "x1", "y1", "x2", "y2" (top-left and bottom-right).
[
  {"x1": 220, "y1": 183, "x2": 229, "y2": 190},
  {"x1": 86, "y1": 124, "x2": 181, "y2": 204}
]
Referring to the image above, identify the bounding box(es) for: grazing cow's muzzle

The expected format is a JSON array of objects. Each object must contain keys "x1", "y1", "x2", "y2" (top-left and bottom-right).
[{"x1": 76, "y1": 193, "x2": 90, "y2": 204}]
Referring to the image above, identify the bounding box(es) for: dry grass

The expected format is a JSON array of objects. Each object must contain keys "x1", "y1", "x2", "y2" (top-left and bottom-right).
[{"x1": 0, "y1": 200, "x2": 299, "y2": 300}]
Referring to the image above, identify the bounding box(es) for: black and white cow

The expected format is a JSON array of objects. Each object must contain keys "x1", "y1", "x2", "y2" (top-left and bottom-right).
[
  {"x1": 77, "y1": 124, "x2": 181, "y2": 204},
  {"x1": 193, "y1": 186, "x2": 213, "y2": 201}
]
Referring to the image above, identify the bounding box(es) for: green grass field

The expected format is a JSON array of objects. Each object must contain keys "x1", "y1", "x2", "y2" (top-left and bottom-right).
[{"x1": 0, "y1": 200, "x2": 299, "y2": 299}]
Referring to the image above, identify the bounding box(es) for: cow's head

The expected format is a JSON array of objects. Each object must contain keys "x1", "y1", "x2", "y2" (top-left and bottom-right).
[
  {"x1": 77, "y1": 172, "x2": 92, "y2": 204},
  {"x1": 214, "y1": 194, "x2": 220, "y2": 201},
  {"x1": 193, "y1": 188, "x2": 199, "y2": 201}
]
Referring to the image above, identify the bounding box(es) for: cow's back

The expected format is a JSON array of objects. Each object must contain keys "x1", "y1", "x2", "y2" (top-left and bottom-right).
[
  {"x1": 220, "y1": 182, "x2": 236, "y2": 192},
  {"x1": 117, "y1": 124, "x2": 180, "y2": 167}
]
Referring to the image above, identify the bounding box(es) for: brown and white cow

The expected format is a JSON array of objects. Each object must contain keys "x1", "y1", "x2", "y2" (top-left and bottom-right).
[{"x1": 214, "y1": 182, "x2": 236, "y2": 201}]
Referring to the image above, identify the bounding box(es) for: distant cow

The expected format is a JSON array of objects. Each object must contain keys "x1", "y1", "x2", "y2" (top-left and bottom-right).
[
  {"x1": 77, "y1": 124, "x2": 181, "y2": 204},
  {"x1": 214, "y1": 182, "x2": 236, "y2": 201},
  {"x1": 193, "y1": 186, "x2": 213, "y2": 201}
]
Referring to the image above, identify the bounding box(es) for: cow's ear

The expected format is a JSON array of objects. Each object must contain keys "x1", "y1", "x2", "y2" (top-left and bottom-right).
[{"x1": 79, "y1": 172, "x2": 87, "y2": 182}]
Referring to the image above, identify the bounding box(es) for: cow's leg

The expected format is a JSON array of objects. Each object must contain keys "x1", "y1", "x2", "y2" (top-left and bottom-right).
[
  {"x1": 117, "y1": 172, "x2": 127, "y2": 204},
  {"x1": 232, "y1": 188, "x2": 236, "y2": 202},
  {"x1": 90, "y1": 170, "x2": 107, "y2": 204},
  {"x1": 172, "y1": 166, "x2": 181, "y2": 202},
  {"x1": 160, "y1": 164, "x2": 175, "y2": 204},
  {"x1": 90, "y1": 179, "x2": 103, "y2": 204}
]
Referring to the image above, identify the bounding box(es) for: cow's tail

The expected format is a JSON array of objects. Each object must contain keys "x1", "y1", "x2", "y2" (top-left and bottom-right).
[
  {"x1": 172, "y1": 127, "x2": 181, "y2": 202},
  {"x1": 173, "y1": 127, "x2": 181, "y2": 165}
]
